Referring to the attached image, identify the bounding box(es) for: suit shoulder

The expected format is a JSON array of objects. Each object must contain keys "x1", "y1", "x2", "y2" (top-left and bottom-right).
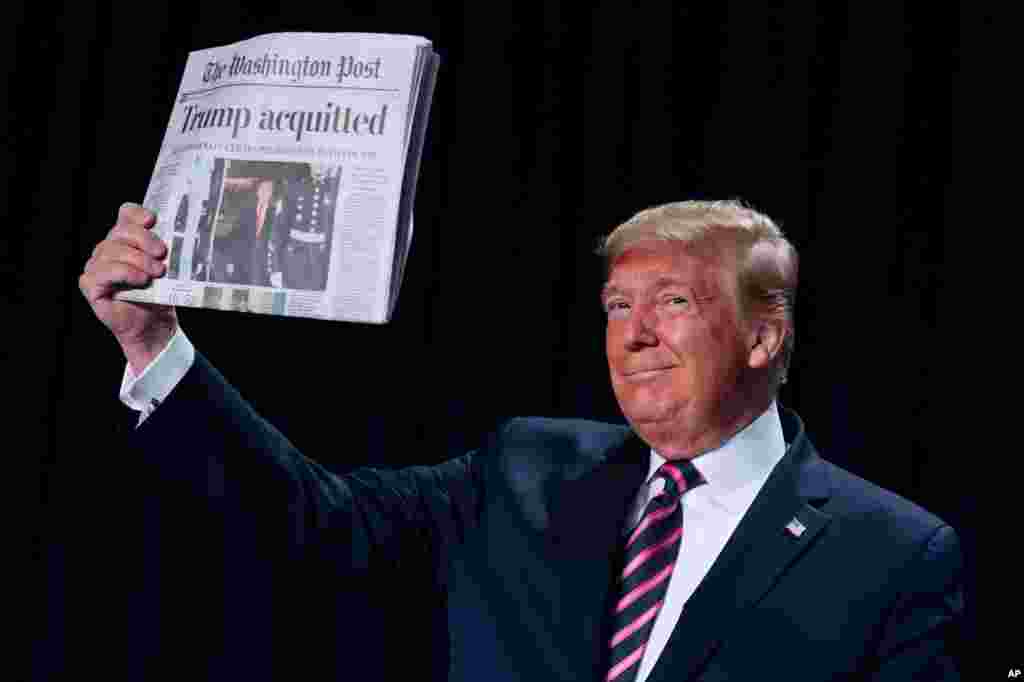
[
  {"x1": 490, "y1": 416, "x2": 633, "y2": 479},
  {"x1": 817, "y1": 457, "x2": 956, "y2": 548},
  {"x1": 498, "y1": 416, "x2": 632, "y2": 454}
]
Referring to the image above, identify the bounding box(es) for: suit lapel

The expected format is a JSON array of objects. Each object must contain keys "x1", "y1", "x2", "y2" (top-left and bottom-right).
[
  {"x1": 549, "y1": 428, "x2": 650, "y2": 556},
  {"x1": 547, "y1": 429, "x2": 650, "y2": 678},
  {"x1": 646, "y1": 408, "x2": 833, "y2": 682}
]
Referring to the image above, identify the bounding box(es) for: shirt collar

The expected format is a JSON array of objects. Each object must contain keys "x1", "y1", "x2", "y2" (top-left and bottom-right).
[{"x1": 647, "y1": 401, "x2": 787, "y2": 514}]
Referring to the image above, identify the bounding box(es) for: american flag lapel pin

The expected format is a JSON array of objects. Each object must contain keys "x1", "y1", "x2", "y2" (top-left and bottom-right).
[{"x1": 785, "y1": 517, "x2": 806, "y2": 538}]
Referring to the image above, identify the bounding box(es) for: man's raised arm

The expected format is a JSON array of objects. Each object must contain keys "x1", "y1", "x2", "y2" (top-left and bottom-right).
[
  {"x1": 78, "y1": 201, "x2": 484, "y2": 554},
  {"x1": 77, "y1": 204, "x2": 486, "y2": 680}
]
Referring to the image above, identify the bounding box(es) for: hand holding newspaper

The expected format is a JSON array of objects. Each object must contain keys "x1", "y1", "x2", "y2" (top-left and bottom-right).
[{"x1": 116, "y1": 32, "x2": 439, "y2": 323}]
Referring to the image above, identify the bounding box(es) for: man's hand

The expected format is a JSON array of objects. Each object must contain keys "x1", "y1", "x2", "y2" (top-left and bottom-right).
[{"x1": 79, "y1": 202, "x2": 178, "y2": 374}]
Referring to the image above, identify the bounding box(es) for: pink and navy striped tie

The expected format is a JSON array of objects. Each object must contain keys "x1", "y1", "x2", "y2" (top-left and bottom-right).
[{"x1": 606, "y1": 460, "x2": 706, "y2": 682}]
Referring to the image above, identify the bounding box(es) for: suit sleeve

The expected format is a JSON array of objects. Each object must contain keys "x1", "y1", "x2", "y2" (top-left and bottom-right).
[
  {"x1": 118, "y1": 349, "x2": 486, "y2": 678},
  {"x1": 869, "y1": 524, "x2": 966, "y2": 681},
  {"x1": 128, "y1": 349, "x2": 486, "y2": 572}
]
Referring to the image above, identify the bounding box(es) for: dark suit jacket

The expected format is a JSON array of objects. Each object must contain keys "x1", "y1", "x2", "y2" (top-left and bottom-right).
[{"x1": 122, "y1": 352, "x2": 963, "y2": 681}]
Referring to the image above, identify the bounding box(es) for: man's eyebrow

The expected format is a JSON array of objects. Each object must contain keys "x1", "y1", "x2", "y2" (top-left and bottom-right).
[
  {"x1": 598, "y1": 276, "x2": 696, "y2": 296},
  {"x1": 651, "y1": 276, "x2": 690, "y2": 290},
  {"x1": 601, "y1": 283, "x2": 623, "y2": 298},
  {"x1": 602, "y1": 276, "x2": 691, "y2": 296}
]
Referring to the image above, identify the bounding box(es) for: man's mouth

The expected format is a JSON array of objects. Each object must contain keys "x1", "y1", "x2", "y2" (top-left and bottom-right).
[{"x1": 623, "y1": 366, "x2": 674, "y2": 379}]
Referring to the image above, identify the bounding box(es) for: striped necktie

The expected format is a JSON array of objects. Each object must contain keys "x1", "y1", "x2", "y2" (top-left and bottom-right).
[{"x1": 606, "y1": 460, "x2": 706, "y2": 682}]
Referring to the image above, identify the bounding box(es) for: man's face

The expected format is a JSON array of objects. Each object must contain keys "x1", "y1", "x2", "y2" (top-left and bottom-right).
[{"x1": 602, "y1": 239, "x2": 754, "y2": 458}]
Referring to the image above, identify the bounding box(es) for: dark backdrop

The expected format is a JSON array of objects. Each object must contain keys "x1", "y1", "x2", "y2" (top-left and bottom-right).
[{"x1": 11, "y1": 1, "x2": 969, "y2": 679}]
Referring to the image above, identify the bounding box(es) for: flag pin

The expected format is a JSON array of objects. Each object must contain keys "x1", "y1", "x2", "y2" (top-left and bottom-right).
[{"x1": 785, "y1": 518, "x2": 806, "y2": 538}]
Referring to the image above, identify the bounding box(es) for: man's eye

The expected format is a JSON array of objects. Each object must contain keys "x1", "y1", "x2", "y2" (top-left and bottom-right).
[
  {"x1": 665, "y1": 296, "x2": 688, "y2": 306},
  {"x1": 604, "y1": 300, "x2": 630, "y2": 314}
]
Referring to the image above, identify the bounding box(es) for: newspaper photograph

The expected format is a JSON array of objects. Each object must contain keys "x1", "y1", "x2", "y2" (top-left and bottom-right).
[{"x1": 116, "y1": 32, "x2": 439, "y2": 323}]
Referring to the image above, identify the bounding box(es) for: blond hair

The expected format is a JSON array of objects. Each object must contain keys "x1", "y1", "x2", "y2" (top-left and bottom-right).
[{"x1": 597, "y1": 199, "x2": 799, "y2": 387}]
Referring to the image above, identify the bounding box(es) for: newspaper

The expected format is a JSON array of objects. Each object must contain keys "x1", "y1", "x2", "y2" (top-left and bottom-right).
[{"x1": 115, "y1": 32, "x2": 439, "y2": 323}]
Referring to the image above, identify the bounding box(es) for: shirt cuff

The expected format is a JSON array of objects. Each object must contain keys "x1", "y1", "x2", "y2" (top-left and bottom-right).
[{"x1": 119, "y1": 326, "x2": 195, "y2": 423}]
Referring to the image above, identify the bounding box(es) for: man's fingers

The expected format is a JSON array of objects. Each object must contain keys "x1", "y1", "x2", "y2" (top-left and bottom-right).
[
  {"x1": 112, "y1": 202, "x2": 165, "y2": 258},
  {"x1": 81, "y1": 239, "x2": 164, "y2": 303},
  {"x1": 79, "y1": 201, "x2": 168, "y2": 310},
  {"x1": 118, "y1": 202, "x2": 156, "y2": 228},
  {"x1": 90, "y1": 241, "x2": 166, "y2": 277},
  {"x1": 80, "y1": 263, "x2": 153, "y2": 302},
  {"x1": 87, "y1": 262, "x2": 153, "y2": 296},
  {"x1": 107, "y1": 220, "x2": 167, "y2": 259}
]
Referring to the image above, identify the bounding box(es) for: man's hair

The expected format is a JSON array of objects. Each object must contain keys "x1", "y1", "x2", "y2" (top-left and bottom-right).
[{"x1": 596, "y1": 199, "x2": 799, "y2": 389}]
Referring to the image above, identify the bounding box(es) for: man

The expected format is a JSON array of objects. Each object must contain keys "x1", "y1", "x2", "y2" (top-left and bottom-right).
[
  {"x1": 79, "y1": 200, "x2": 963, "y2": 681},
  {"x1": 211, "y1": 162, "x2": 278, "y2": 286},
  {"x1": 191, "y1": 158, "x2": 225, "y2": 281},
  {"x1": 269, "y1": 162, "x2": 338, "y2": 291}
]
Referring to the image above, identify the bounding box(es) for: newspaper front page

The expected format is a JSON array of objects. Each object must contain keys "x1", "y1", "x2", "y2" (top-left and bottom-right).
[{"x1": 116, "y1": 32, "x2": 439, "y2": 323}]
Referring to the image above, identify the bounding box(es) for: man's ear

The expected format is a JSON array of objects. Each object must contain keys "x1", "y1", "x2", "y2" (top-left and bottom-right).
[{"x1": 748, "y1": 318, "x2": 786, "y2": 370}]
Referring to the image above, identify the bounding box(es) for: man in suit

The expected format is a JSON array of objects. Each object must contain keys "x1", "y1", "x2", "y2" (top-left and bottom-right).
[
  {"x1": 79, "y1": 200, "x2": 963, "y2": 680},
  {"x1": 269, "y1": 162, "x2": 339, "y2": 291}
]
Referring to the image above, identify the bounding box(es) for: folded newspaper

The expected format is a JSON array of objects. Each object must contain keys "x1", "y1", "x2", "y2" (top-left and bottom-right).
[{"x1": 115, "y1": 32, "x2": 439, "y2": 323}]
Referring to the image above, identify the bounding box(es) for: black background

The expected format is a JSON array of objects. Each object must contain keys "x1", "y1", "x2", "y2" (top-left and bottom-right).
[{"x1": 9, "y1": 1, "x2": 971, "y2": 679}]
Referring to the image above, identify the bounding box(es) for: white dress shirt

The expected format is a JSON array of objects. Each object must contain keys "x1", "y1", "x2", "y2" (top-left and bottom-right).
[
  {"x1": 120, "y1": 330, "x2": 787, "y2": 682},
  {"x1": 626, "y1": 402, "x2": 787, "y2": 682},
  {"x1": 119, "y1": 326, "x2": 194, "y2": 425}
]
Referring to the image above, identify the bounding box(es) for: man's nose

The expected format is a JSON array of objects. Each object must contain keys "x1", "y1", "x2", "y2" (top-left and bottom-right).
[{"x1": 624, "y1": 305, "x2": 658, "y2": 349}]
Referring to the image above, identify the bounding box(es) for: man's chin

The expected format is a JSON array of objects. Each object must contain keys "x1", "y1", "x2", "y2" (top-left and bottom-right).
[
  {"x1": 622, "y1": 412, "x2": 716, "y2": 460},
  {"x1": 620, "y1": 403, "x2": 688, "y2": 432}
]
